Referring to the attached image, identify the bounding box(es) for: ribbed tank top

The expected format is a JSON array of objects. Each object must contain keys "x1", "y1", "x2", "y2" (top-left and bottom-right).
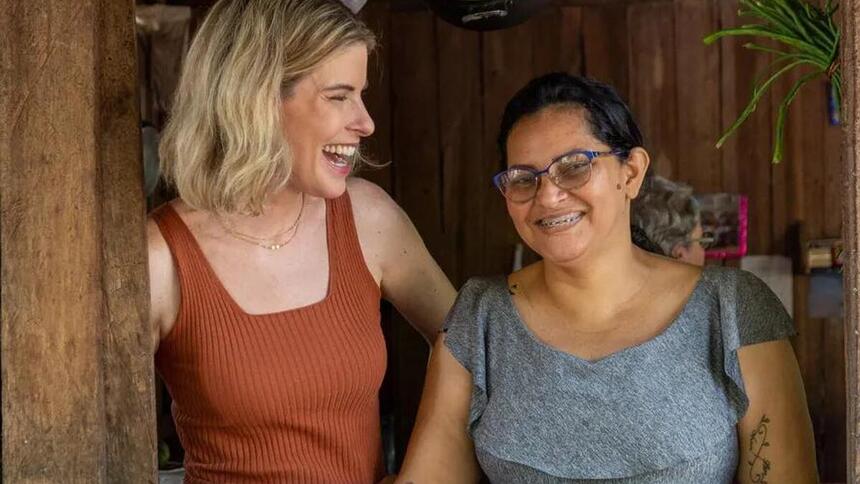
[{"x1": 152, "y1": 193, "x2": 386, "y2": 483}]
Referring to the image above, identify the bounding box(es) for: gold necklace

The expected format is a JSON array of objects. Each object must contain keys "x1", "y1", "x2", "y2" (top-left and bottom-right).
[{"x1": 217, "y1": 193, "x2": 306, "y2": 251}]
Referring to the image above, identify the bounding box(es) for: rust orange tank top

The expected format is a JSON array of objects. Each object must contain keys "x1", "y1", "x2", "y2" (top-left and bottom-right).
[{"x1": 153, "y1": 192, "x2": 386, "y2": 483}]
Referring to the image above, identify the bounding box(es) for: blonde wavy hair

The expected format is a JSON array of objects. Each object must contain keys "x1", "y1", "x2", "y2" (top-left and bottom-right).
[{"x1": 159, "y1": 0, "x2": 376, "y2": 214}]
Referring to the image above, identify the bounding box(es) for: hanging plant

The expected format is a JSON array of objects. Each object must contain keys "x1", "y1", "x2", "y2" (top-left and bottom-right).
[{"x1": 703, "y1": 0, "x2": 841, "y2": 163}]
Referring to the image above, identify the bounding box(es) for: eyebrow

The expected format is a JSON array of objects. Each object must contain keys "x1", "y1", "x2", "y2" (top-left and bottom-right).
[
  {"x1": 509, "y1": 148, "x2": 587, "y2": 170},
  {"x1": 320, "y1": 83, "x2": 370, "y2": 93}
]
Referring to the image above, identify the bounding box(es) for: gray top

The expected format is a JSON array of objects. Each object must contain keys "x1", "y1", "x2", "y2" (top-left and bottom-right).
[{"x1": 443, "y1": 266, "x2": 795, "y2": 483}]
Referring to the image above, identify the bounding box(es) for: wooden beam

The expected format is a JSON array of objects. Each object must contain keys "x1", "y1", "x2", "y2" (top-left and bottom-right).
[
  {"x1": 97, "y1": 0, "x2": 159, "y2": 481},
  {"x1": 0, "y1": 0, "x2": 157, "y2": 481},
  {"x1": 843, "y1": 0, "x2": 860, "y2": 480}
]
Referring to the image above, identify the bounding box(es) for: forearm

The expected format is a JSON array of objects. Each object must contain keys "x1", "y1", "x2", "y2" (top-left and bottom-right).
[
  {"x1": 396, "y1": 423, "x2": 481, "y2": 483},
  {"x1": 396, "y1": 339, "x2": 482, "y2": 483}
]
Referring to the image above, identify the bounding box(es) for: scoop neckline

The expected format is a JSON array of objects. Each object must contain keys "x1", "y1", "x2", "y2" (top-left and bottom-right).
[{"x1": 498, "y1": 266, "x2": 712, "y2": 366}]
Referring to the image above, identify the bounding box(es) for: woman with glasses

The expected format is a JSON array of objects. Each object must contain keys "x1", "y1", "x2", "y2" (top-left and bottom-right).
[
  {"x1": 631, "y1": 175, "x2": 713, "y2": 266},
  {"x1": 395, "y1": 73, "x2": 817, "y2": 483}
]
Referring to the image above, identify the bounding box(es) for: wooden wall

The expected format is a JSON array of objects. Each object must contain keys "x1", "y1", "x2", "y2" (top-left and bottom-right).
[
  {"x1": 2, "y1": 0, "x2": 157, "y2": 481},
  {"x1": 359, "y1": 0, "x2": 846, "y2": 479}
]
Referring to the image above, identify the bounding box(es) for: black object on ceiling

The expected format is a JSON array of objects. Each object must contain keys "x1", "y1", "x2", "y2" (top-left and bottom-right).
[{"x1": 425, "y1": 0, "x2": 552, "y2": 31}]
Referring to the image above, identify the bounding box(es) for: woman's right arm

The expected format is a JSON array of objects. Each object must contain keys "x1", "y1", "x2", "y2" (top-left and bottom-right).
[
  {"x1": 147, "y1": 218, "x2": 180, "y2": 353},
  {"x1": 396, "y1": 335, "x2": 482, "y2": 483}
]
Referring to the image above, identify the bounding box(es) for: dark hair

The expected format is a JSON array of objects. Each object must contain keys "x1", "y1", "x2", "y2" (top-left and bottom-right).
[{"x1": 497, "y1": 73, "x2": 644, "y2": 166}]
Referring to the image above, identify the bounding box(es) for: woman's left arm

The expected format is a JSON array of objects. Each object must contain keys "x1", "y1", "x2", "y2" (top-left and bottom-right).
[
  {"x1": 349, "y1": 178, "x2": 456, "y2": 343},
  {"x1": 735, "y1": 339, "x2": 818, "y2": 483}
]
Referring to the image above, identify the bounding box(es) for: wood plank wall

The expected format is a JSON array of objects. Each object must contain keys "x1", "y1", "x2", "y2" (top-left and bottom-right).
[{"x1": 359, "y1": 0, "x2": 846, "y2": 478}]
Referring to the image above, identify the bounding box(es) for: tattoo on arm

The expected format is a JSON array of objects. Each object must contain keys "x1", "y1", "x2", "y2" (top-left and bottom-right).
[{"x1": 747, "y1": 414, "x2": 771, "y2": 483}]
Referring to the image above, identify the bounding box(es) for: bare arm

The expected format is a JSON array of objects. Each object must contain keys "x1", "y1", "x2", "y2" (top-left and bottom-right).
[
  {"x1": 349, "y1": 178, "x2": 456, "y2": 342},
  {"x1": 147, "y1": 217, "x2": 180, "y2": 353},
  {"x1": 396, "y1": 336, "x2": 482, "y2": 483},
  {"x1": 378, "y1": 209, "x2": 455, "y2": 343},
  {"x1": 735, "y1": 339, "x2": 818, "y2": 483}
]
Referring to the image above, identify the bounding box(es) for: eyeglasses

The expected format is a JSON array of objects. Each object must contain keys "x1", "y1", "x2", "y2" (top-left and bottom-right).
[
  {"x1": 689, "y1": 232, "x2": 716, "y2": 249},
  {"x1": 492, "y1": 149, "x2": 627, "y2": 203}
]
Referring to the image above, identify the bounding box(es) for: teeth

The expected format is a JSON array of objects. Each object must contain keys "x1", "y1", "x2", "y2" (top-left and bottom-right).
[
  {"x1": 537, "y1": 213, "x2": 582, "y2": 228},
  {"x1": 322, "y1": 144, "x2": 357, "y2": 156}
]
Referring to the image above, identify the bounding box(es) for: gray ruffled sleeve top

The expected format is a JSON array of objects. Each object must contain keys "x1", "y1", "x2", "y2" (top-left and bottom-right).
[{"x1": 443, "y1": 266, "x2": 795, "y2": 483}]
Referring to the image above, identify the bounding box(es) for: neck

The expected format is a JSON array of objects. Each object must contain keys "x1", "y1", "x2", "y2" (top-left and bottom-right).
[
  {"x1": 538, "y1": 237, "x2": 649, "y2": 323},
  {"x1": 218, "y1": 187, "x2": 307, "y2": 238},
  {"x1": 260, "y1": 187, "x2": 305, "y2": 215}
]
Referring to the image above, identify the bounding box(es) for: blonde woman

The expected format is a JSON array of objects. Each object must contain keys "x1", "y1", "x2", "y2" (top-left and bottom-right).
[{"x1": 147, "y1": 1, "x2": 455, "y2": 482}]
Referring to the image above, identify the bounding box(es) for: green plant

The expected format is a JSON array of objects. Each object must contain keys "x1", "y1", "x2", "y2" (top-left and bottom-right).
[{"x1": 703, "y1": 0, "x2": 841, "y2": 163}]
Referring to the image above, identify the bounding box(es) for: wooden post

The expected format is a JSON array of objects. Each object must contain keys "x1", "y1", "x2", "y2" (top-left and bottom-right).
[
  {"x1": 0, "y1": 1, "x2": 157, "y2": 482},
  {"x1": 843, "y1": 0, "x2": 860, "y2": 480}
]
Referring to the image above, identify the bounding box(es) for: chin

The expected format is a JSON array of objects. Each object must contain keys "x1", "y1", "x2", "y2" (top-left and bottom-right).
[
  {"x1": 288, "y1": 170, "x2": 349, "y2": 200},
  {"x1": 543, "y1": 248, "x2": 588, "y2": 266},
  {"x1": 309, "y1": 178, "x2": 348, "y2": 199},
  {"x1": 524, "y1": 240, "x2": 582, "y2": 265},
  {"x1": 521, "y1": 229, "x2": 587, "y2": 261},
  {"x1": 314, "y1": 155, "x2": 352, "y2": 198}
]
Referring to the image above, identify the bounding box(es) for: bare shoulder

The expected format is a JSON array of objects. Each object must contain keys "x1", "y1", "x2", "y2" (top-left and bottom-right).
[
  {"x1": 146, "y1": 205, "x2": 181, "y2": 345},
  {"x1": 147, "y1": 200, "x2": 186, "y2": 266},
  {"x1": 165, "y1": 198, "x2": 207, "y2": 229},
  {"x1": 347, "y1": 177, "x2": 402, "y2": 215},
  {"x1": 347, "y1": 177, "x2": 411, "y2": 232},
  {"x1": 146, "y1": 213, "x2": 171, "y2": 266},
  {"x1": 346, "y1": 175, "x2": 389, "y2": 200}
]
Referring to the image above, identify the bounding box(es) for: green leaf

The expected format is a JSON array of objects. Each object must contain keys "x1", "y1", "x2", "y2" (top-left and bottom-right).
[
  {"x1": 791, "y1": 3, "x2": 838, "y2": 50},
  {"x1": 716, "y1": 59, "x2": 805, "y2": 149},
  {"x1": 749, "y1": 1, "x2": 803, "y2": 35},
  {"x1": 831, "y1": 71, "x2": 843, "y2": 107},
  {"x1": 704, "y1": 27, "x2": 828, "y2": 59},
  {"x1": 704, "y1": 0, "x2": 841, "y2": 163},
  {"x1": 772, "y1": 70, "x2": 820, "y2": 163},
  {"x1": 743, "y1": 42, "x2": 826, "y2": 68}
]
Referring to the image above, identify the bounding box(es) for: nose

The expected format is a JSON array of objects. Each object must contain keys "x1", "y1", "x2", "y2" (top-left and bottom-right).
[
  {"x1": 351, "y1": 99, "x2": 375, "y2": 137},
  {"x1": 533, "y1": 175, "x2": 569, "y2": 207}
]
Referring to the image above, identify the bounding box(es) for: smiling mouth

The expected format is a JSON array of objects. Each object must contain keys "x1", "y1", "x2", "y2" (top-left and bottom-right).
[
  {"x1": 322, "y1": 144, "x2": 358, "y2": 169},
  {"x1": 535, "y1": 212, "x2": 583, "y2": 228}
]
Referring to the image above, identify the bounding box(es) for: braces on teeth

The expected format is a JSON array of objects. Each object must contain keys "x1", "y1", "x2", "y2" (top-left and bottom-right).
[{"x1": 539, "y1": 215, "x2": 579, "y2": 227}]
